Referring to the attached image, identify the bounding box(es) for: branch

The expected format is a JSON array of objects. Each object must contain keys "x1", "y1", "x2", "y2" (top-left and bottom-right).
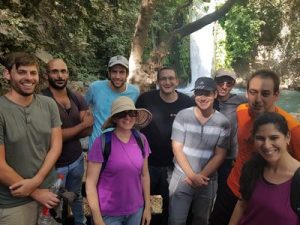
[
  {"x1": 172, "y1": 0, "x2": 238, "y2": 40},
  {"x1": 171, "y1": 0, "x2": 193, "y2": 29}
]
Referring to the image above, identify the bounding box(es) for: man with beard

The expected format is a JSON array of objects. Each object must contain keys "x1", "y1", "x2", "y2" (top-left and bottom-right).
[
  {"x1": 135, "y1": 67, "x2": 194, "y2": 225},
  {"x1": 0, "y1": 52, "x2": 62, "y2": 225},
  {"x1": 169, "y1": 77, "x2": 230, "y2": 225},
  {"x1": 85, "y1": 55, "x2": 139, "y2": 149},
  {"x1": 209, "y1": 69, "x2": 300, "y2": 225},
  {"x1": 43, "y1": 58, "x2": 94, "y2": 225}
]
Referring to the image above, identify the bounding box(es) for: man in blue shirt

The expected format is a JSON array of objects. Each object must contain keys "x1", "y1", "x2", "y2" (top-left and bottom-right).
[{"x1": 85, "y1": 55, "x2": 140, "y2": 148}]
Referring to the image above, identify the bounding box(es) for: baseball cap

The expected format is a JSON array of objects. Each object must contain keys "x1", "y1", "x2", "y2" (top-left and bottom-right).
[
  {"x1": 108, "y1": 55, "x2": 129, "y2": 69},
  {"x1": 192, "y1": 77, "x2": 217, "y2": 92},
  {"x1": 215, "y1": 69, "x2": 237, "y2": 80}
]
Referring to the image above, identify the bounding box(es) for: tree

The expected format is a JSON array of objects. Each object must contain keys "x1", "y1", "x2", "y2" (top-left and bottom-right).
[{"x1": 128, "y1": 0, "x2": 238, "y2": 91}]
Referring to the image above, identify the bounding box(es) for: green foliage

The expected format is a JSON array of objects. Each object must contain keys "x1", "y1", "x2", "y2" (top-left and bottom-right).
[
  {"x1": 219, "y1": 3, "x2": 262, "y2": 66},
  {"x1": 219, "y1": 0, "x2": 283, "y2": 67},
  {"x1": 147, "y1": 0, "x2": 191, "y2": 84},
  {"x1": 0, "y1": 0, "x2": 139, "y2": 86}
]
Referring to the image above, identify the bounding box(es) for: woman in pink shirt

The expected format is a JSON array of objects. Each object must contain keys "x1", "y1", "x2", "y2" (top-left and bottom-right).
[
  {"x1": 86, "y1": 96, "x2": 152, "y2": 225},
  {"x1": 229, "y1": 112, "x2": 300, "y2": 225}
]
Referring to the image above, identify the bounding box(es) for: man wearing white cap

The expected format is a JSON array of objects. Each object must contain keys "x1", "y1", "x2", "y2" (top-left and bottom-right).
[
  {"x1": 213, "y1": 69, "x2": 247, "y2": 192},
  {"x1": 85, "y1": 55, "x2": 140, "y2": 149}
]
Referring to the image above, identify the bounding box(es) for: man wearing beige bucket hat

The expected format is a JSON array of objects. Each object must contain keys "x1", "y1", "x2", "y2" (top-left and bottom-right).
[
  {"x1": 85, "y1": 55, "x2": 140, "y2": 150},
  {"x1": 86, "y1": 96, "x2": 152, "y2": 225}
]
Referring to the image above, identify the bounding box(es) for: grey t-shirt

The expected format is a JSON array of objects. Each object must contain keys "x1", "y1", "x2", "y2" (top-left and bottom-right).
[
  {"x1": 217, "y1": 94, "x2": 247, "y2": 158},
  {"x1": 171, "y1": 107, "x2": 230, "y2": 177},
  {"x1": 0, "y1": 94, "x2": 61, "y2": 208}
]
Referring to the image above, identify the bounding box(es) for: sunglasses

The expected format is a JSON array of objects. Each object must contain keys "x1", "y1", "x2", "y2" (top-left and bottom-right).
[
  {"x1": 194, "y1": 90, "x2": 214, "y2": 97},
  {"x1": 215, "y1": 78, "x2": 235, "y2": 87},
  {"x1": 114, "y1": 110, "x2": 138, "y2": 119}
]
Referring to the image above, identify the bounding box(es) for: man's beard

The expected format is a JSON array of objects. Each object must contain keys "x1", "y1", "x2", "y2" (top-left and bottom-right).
[{"x1": 48, "y1": 78, "x2": 68, "y2": 90}]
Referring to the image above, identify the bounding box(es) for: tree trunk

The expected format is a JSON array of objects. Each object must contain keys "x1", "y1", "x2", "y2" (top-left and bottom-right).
[{"x1": 128, "y1": 0, "x2": 157, "y2": 92}]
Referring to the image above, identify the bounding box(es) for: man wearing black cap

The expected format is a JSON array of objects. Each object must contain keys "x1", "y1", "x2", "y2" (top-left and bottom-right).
[
  {"x1": 85, "y1": 55, "x2": 140, "y2": 149},
  {"x1": 168, "y1": 77, "x2": 230, "y2": 225}
]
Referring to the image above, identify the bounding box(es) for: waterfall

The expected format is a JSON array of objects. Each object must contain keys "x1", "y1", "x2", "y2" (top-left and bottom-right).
[{"x1": 179, "y1": 0, "x2": 216, "y2": 93}]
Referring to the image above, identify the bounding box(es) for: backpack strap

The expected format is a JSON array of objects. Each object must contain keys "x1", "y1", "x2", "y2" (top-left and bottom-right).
[
  {"x1": 291, "y1": 167, "x2": 300, "y2": 217},
  {"x1": 131, "y1": 128, "x2": 145, "y2": 157},
  {"x1": 100, "y1": 129, "x2": 145, "y2": 173},
  {"x1": 100, "y1": 131, "x2": 112, "y2": 172}
]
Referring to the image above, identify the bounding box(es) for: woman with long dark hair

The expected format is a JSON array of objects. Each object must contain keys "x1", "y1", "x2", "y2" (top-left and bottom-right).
[{"x1": 229, "y1": 112, "x2": 300, "y2": 225}]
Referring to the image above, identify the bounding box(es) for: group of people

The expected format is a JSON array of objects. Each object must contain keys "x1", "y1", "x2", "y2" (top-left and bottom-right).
[{"x1": 0, "y1": 51, "x2": 300, "y2": 225}]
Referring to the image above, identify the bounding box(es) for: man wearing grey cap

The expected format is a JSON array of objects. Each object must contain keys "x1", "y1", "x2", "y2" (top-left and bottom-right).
[
  {"x1": 85, "y1": 55, "x2": 140, "y2": 148},
  {"x1": 168, "y1": 77, "x2": 230, "y2": 225},
  {"x1": 213, "y1": 69, "x2": 247, "y2": 191}
]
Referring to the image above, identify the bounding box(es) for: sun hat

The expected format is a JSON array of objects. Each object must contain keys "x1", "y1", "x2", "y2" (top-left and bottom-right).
[
  {"x1": 102, "y1": 96, "x2": 152, "y2": 130},
  {"x1": 214, "y1": 69, "x2": 237, "y2": 80},
  {"x1": 108, "y1": 55, "x2": 129, "y2": 69},
  {"x1": 192, "y1": 77, "x2": 217, "y2": 92}
]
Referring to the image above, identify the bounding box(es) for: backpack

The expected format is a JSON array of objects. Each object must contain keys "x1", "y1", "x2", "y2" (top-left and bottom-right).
[
  {"x1": 41, "y1": 87, "x2": 80, "y2": 109},
  {"x1": 291, "y1": 167, "x2": 300, "y2": 217},
  {"x1": 100, "y1": 129, "x2": 145, "y2": 172}
]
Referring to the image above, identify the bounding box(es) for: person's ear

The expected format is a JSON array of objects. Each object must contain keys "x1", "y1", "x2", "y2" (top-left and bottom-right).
[{"x1": 3, "y1": 69, "x2": 11, "y2": 81}]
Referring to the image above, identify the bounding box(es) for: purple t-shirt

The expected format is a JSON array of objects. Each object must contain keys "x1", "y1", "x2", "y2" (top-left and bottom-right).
[
  {"x1": 88, "y1": 131, "x2": 150, "y2": 216},
  {"x1": 240, "y1": 177, "x2": 299, "y2": 225}
]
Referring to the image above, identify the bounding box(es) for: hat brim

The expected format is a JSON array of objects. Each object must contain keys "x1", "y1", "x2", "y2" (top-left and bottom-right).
[
  {"x1": 109, "y1": 62, "x2": 129, "y2": 69},
  {"x1": 102, "y1": 108, "x2": 152, "y2": 130}
]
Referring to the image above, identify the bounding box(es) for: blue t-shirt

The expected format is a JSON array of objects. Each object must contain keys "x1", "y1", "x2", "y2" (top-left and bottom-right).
[{"x1": 85, "y1": 80, "x2": 140, "y2": 149}]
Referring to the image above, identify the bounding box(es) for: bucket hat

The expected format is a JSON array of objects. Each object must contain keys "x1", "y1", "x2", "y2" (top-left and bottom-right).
[{"x1": 102, "y1": 96, "x2": 152, "y2": 130}]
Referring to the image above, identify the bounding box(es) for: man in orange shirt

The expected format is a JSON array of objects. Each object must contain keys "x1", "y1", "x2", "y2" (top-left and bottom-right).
[{"x1": 209, "y1": 69, "x2": 300, "y2": 225}]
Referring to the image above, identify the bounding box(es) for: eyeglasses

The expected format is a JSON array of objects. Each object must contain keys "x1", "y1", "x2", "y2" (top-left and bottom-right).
[
  {"x1": 158, "y1": 76, "x2": 176, "y2": 82},
  {"x1": 114, "y1": 110, "x2": 138, "y2": 119},
  {"x1": 48, "y1": 69, "x2": 69, "y2": 75},
  {"x1": 215, "y1": 78, "x2": 235, "y2": 87},
  {"x1": 194, "y1": 90, "x2": 213, "y2": 97}
]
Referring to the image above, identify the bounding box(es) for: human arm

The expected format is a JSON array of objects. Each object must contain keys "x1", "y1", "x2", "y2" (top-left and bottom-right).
[
  {"x1": 200, "y1": 146, "x2": 226, "y2": 177},
  {"x1": 172, "y1": 140, "x2": 209, "y2": 187},
  {"x1": 141, "y1": 158, "x2": 151, "y2": 225},
  {"x1": 0, "y1": 145, "x2": 23, "y2": 186},
  {"x1": 229, "y1": 200, "x2": 247, "y2": 225},
  {"x1": 86, "y1": 161, "x2": 105, "y2": 225},
  {"x1": 10, "y1": 127, "x2": 62, "y2": 198},
  {"x1": 62, "y1": 110, "x2": 93, "y2": 141}
]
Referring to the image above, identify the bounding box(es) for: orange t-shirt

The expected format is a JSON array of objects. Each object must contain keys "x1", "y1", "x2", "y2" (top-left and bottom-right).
[{"x1": 227, "y1": 104, "x2": 300, "y2": 198}]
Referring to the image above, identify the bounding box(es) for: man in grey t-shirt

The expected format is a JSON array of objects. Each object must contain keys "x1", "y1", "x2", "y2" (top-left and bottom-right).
[
  {"x1": 0, "y1": 52, "x2": 62, "y2": 225},
  {"x1": 213, "y1": 69, "x2": 247, "y2": 190},
  {"x1": 169, "y1": 77, "x2": 230, "y2": 225}
]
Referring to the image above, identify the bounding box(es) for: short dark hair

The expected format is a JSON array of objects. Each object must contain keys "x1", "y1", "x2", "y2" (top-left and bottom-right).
[
  {"x1": 247, "y1": 69, "x2": 280, "y2": 93},
  {"x1": 157, "y1": 66, "x2": 176, "y2": 80},
  {"x1": 108, "y1": 65, "x2": 129, "y2": 76},
  {"x1": 3, "y1": 52, "x2": 39, "y2": 72}
]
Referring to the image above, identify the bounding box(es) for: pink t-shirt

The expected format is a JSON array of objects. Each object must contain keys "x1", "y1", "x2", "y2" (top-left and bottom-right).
[
  {"x1": 240, "y1": 177, "x2": 299, "y2": 225},
  {"x1": 88, "y1": 132, "x2": 150, "y2": 216}
]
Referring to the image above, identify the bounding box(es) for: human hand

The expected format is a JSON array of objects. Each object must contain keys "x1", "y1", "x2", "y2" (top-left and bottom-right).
[
  {"x1": 10, "y1": 177, "x2": 41, "y2": 197},
  {"x1": 185, "y1": 173, "x2": 209, "y2": 187},
  {"x1": 141, "y1": 207, "x2": 151, "y2": 225},
  {"x1": 82, "y1": 110, "x2": 94, "y2": 128},
  {"x1": 30, "y1": 188, "x2": 60, "y2": 208}
]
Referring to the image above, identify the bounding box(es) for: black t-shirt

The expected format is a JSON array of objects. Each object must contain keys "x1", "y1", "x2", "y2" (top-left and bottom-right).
[
  {"x1": 136, "y1": 90, "x2": 194, "y2": 167},
  {"x1": 42, "y1": 88, "x2": 88, "y2": 167}
]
